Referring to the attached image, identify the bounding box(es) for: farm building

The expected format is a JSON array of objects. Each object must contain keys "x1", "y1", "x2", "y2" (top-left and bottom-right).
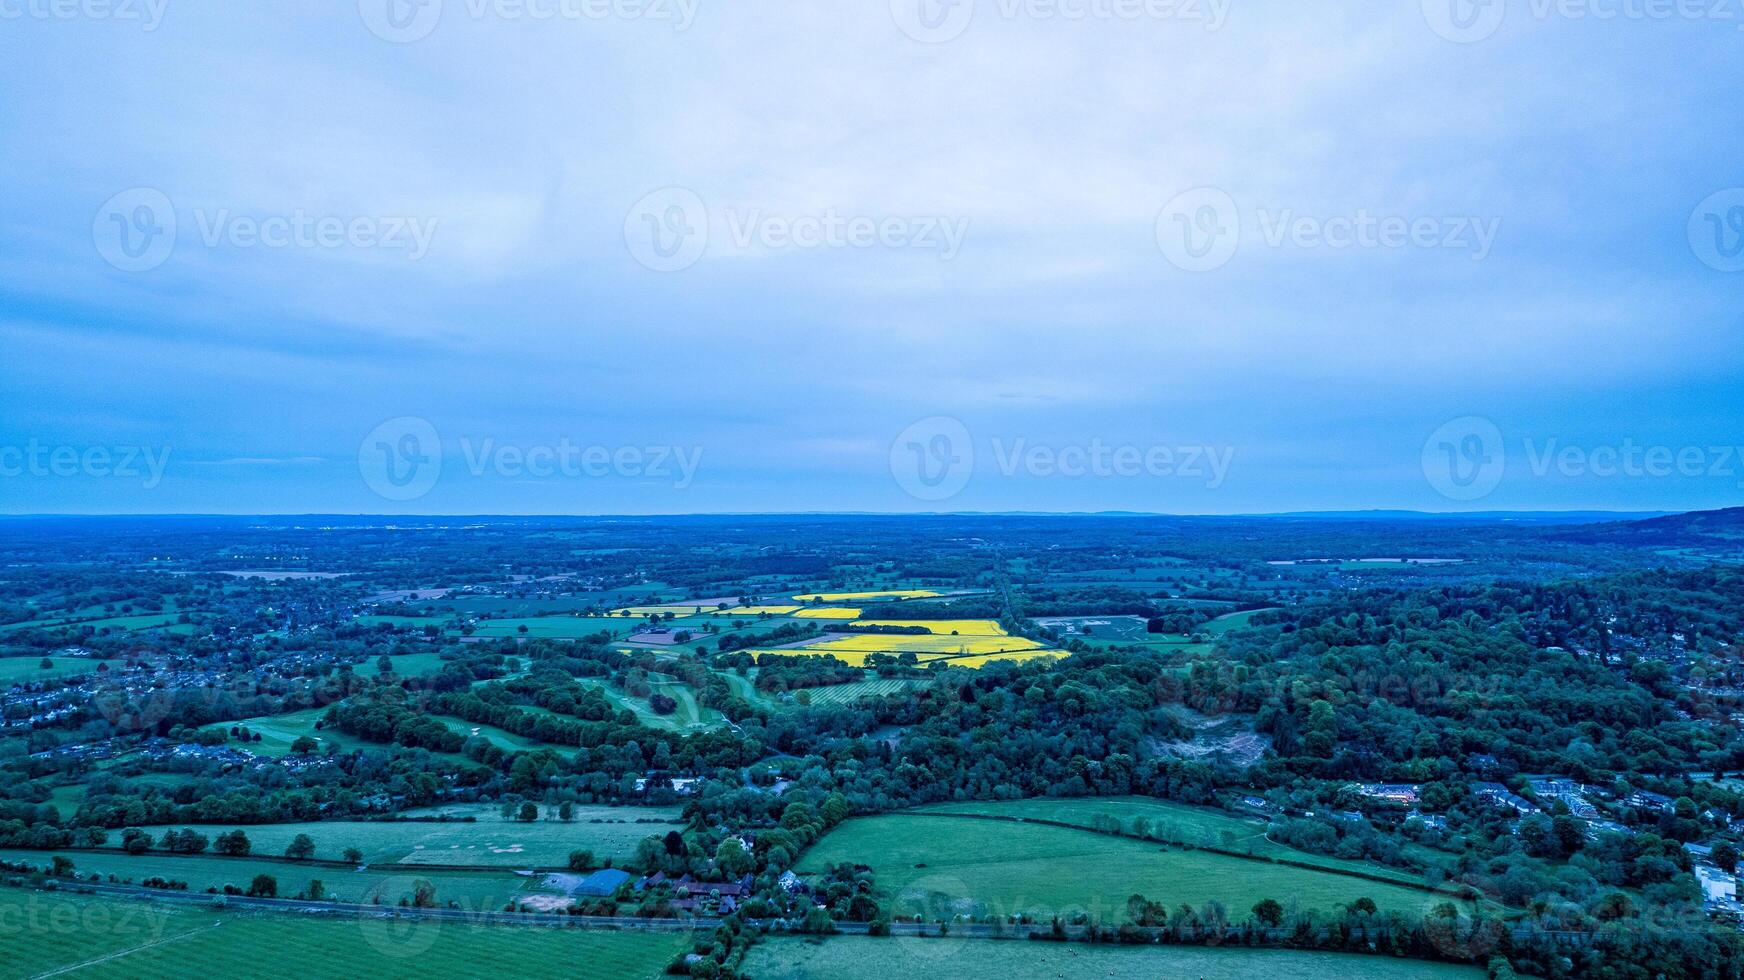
[
  {"x1": 1526, "y1": 778, "x2": 1600, "y2": 820},
  {"x1": 1352, "y1": 783, "x2": 1420, "y2": 805},
  {"x1": 1697, "y1": 865, "x2": 1737, "y2": 905},
  {"x1": 1473, "y1": 782, "x2": 1538, "y2": 815},
  {"x1": 571, "y1": 868, "x2": 634, "y2": 897}
]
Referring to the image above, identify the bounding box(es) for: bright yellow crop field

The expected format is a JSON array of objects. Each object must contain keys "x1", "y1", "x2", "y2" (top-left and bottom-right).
[
  {"x1": 811, "y1": 634, "x2": 1043, "y2": 655},
  {"x1": 794, "y1": 589, "x2": 942, "y2": 601},
  {"x1": 728, "y1": 605, "x2": 802, "y2": 614},
  {"x1": 850, "y1": 619, "x2": 1006, "y2": 635},
  {"x1": 793, "y1": 607, "x2": 863, "y2": 619}
]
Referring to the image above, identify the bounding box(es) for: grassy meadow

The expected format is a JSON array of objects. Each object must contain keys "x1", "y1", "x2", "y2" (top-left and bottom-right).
[
  {"x1": 117, "y1": 803, "x2": 680, "y2": 868},
  {"x1": 911, "y1": 797, "x2": 1429, "y2": 886},
  {"x1": 0, "y1": 657, "x2": 107, "y2": 683},
  {"x1": 795, "y1": 814, "x2": 1457, "y2": 923},
  {"x1": 742, "y1": 937, "x2": 1482, "y2": 980},
  {"x1": 0, "y1": 849, "x2": 534, "y2": 908},
  {"x1": 0, "y1": 886, "x2": 688, "y2": 979}
]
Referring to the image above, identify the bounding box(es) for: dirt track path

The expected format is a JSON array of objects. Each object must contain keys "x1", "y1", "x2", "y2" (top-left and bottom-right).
[{"x1": 29, "y1": 921, "x2": 221, "y2": 978}]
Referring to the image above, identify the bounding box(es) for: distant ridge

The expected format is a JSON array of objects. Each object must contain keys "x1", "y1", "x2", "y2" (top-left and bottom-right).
[{"x1": 0, "y1": 510, "x2": 1683, "y2": 522}]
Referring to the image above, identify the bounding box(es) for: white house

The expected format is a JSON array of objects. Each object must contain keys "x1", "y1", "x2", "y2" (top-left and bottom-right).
[{"x1": 1696, "y1": 864, "x2": 1736, "y2": 904}]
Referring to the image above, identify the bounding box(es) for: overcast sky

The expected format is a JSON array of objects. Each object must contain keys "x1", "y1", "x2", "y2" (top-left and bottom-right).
[{"x1": 1, "y1": 1, "x2": 1740, "y2": 515}]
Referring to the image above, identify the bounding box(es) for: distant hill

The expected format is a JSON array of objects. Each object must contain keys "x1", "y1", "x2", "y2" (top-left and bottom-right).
[
  {"x1": 1557, "y1": 506, "x2": 1744, "y2": 547},
  {"x1": 1620, "y1": 506, "x2": 1744, "y2": 539}
]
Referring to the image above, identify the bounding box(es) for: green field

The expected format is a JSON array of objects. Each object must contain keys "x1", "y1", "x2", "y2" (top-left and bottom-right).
[
  {"x1": 795, "y1": 814, "x2": 1457, "y2": 923},
  {"x1": 205, "y1": 708, "x2": 548, "y2": 765},
  {"x1": 711, "y1": 669, "x2": 927, "y2": 711},
  {"x1": 743, "y1": 936, "x2": 1481, "y2": 980},
  {"x1": 201, "y1": 710, "x2": 383, "y2": 758},
  {"x1": 574, "y1": 676, "x2": 724, "y2": 734},
  {"x1": 1205, "y1": 607, "x2": 1276, "y2": 633},
  {"x1": 663, "y1": 612, "x2": 805, "y2": 631},
  {"x1": 354, "y1": 616, "x2": 451, "y2": 630},
  {"x1": 353, "y1": 652, "x2": 453, "y2": 678},
  {"x1": 463, "y1": 617, "x2": 634, "y2": 640},
  {"x1": 0, "y1": 612, "x2": 191, "y2": 635},
  {"x1": 120, "y1": 804, "x2": 682, "y2": 868},
  {"x1": 0, "y1": 657, "x2": 106, "y2": 682},
  {"x1": 429, "y1": 714, "x2": 574, "y2": 756},
  {"x1": 715, "y1": 671, "x2": 776, "y2": 709},
  {"x1": 0, "y1": 850, "x2": 534, "y2": 908},
  {"x1": 912, "y1": 798, "x2": 1428, "y2": 887},
  {"x1": 1033, "y1": 607, "x2": 1274, "y2": 655},
  {"x1": 793, "y1": 679, "x2": 925, "y2": 706},
  {"x1": 0, "y1": 886, "x2": 688, "y2": 979},
  {"x1": 48, "y1": 784, "x2": 85, "y2": 816}
]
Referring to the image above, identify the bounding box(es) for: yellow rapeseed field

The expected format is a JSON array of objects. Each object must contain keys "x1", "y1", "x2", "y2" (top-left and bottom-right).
[
  {"x1": 802, "y1": 634, "x2": 1044, "y2": 655},
  {"x1": 792, "y1": 607, "x2": 863, "y2": 619}
]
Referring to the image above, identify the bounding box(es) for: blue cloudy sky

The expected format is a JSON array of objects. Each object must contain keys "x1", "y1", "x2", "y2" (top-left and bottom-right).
[{"x1": 1, "y1": 1, "x2": 1740, "y2": 515}]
